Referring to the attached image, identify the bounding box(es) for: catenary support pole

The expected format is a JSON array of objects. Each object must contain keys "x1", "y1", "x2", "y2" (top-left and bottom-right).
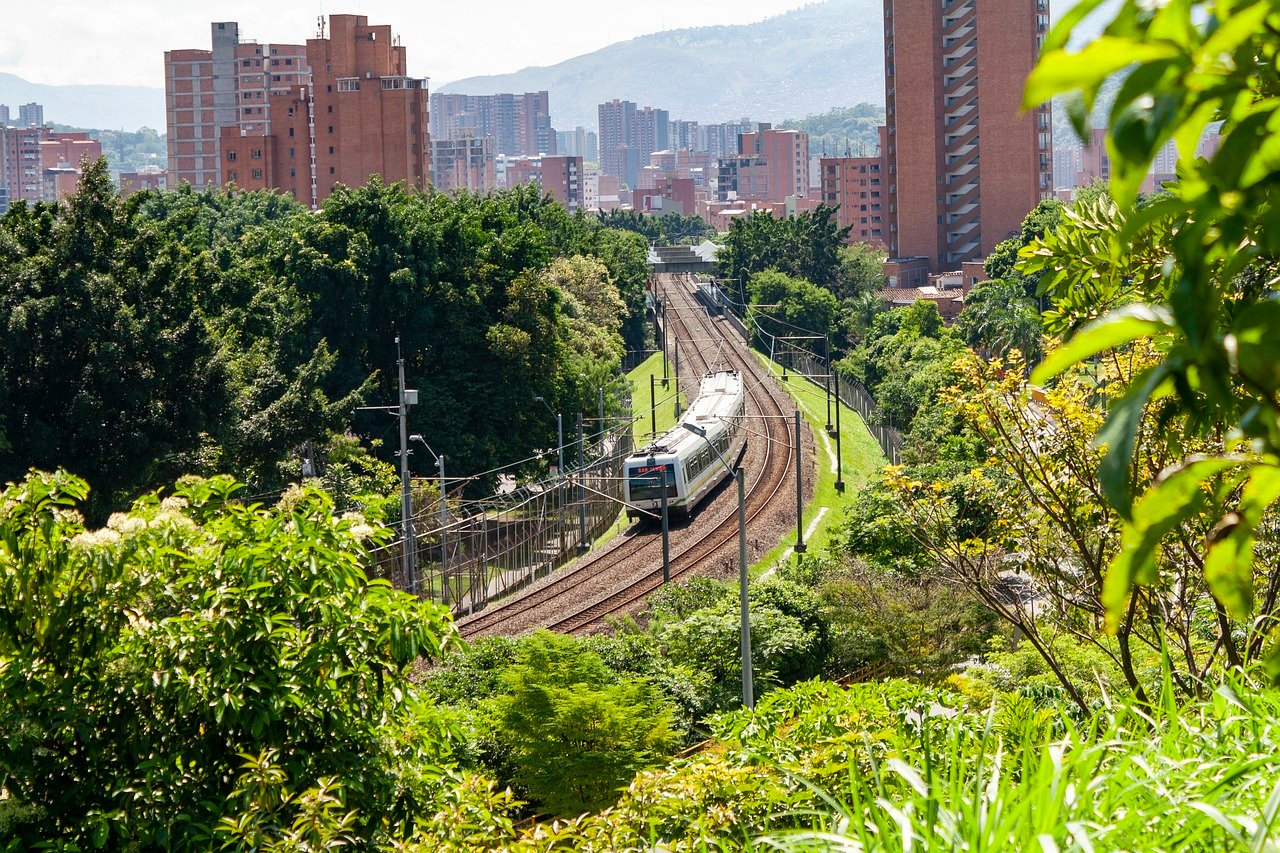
[
  {"x1": 438, "y1": 454, "x2": 448, "y2": 604},
  {"x1": 795, "y1": 409, "x2": 806, "y2": 554},
  {"x1": 661, "y1": 482, "x2": 670, "y2": 583},
  {"x1": 578, "y1": 413, "x2": 587, "y2": 551},
  {"x1": 397, "y1": 346, "x2": 416, "y2": 593},
  {"x1": 834, "y1": 372, "x2": 845, "y2": 493},
  {"x1": 824, "y1": 336, "x2": 833, "y2": 432},
  {"x1": 674, "y1": 339, "x2": 682, "y2": 419},
  {"x1": 737, "y1": 469, "x2": 753, "y2": 709},
  {"x1": 650, "y1": 374, "x2": 657, "y2": 438}
]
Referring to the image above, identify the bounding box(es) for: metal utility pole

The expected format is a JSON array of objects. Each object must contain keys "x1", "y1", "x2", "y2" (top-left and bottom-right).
[
  {"x1": 737, "y1": 468, "x2": 753, "y2": 709},
  {"x1": 834, "y1": 372, "x2": 845, "y2": 493},
  {"x1": 577, "y1": 413, "x2": 588, "y2": 552},
  {"x1": 824, "y1": 336, "x2": 833, "y2": 432},
  {"x1": 661, "y1": 297, "x2": 669, "y2": 388},
  {"x1": 795, "y1": 410, "x2": 806, "y2": 554},
  {"x1": 410, "y1": 435, "x2": 447, "y2": 603},
  {"x1": 674, "y1": 339, "x2": 682, "y2": 420},
  {"x1": 556, "y1": 412, "x2": 564, "y2": 478},
  {"x1": 438, "y1": 453, "x2": 447, "y2": 602},
  {"x1": 597, "y1": 386, "x2": 605, "y2": 441},
  {"x1": 397, "y1": 343, "x2": 416, "y2": 593},
  {"x1": 660, "y1": 482, "x2": 671, "y2": 583},
  {"x1": 650, "y1": 374, "x2": 657, "y2": 438}
]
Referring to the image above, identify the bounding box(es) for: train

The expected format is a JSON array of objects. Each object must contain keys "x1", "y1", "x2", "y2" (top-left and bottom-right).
[{"x1": 623, "y1": 370, "x2": 746, "y2": 520}]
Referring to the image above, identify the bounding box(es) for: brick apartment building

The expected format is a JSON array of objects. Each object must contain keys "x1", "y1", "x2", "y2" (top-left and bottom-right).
[
  {"x1": 166, "y1": 15, "x2": 428, "y2": 205},
  {"x1": 499, "y1": 154, "x2": 584, "y2": 211},
  {"x1": 634, "y1": 176, "x2": 696, "y2": 215},
  {"x1": 0, "y1": 125, "x2": 102, "y2": 212},
  {"x1": 820, "y1": 128, "x2": 888, "y2": 247},
  {"x1": 118, "y1": 166, "x2": 170, "y2": 197},
  {"x1": 716, "y1": 126, "x2": 810, "y2": 204},
  {"x1": 165, "y1": 22, "x2": 308, "y2": 189},
  {"x1": 430, "y1": 132, "x2": 495, "y2": 194},
  {"x1": 430, "y1": 91, "x2": 555, "y2": 157},
  {"x1": 883, "y1": 0, "x2": 1053, "y2": 269}
]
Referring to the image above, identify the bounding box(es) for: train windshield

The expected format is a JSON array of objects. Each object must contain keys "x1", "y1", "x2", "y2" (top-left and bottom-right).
[{"x1": 628, "y1": 462, "x2": 677, "y2": 501}]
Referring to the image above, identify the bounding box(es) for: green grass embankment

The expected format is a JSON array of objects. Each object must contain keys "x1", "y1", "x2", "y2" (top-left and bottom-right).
[{"x1": 751, "y1": 352, "x2": 886, "y2": 575}]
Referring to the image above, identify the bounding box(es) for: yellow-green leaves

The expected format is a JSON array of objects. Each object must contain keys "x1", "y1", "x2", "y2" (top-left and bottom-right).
[{"x1": 1033, "y1": 304, "x2": 1174, "y2": 386}]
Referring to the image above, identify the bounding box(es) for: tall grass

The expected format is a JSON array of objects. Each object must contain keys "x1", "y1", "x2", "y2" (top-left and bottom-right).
[{"x1": 752, "y1": 678, "x2": 1280, "y2": 852}]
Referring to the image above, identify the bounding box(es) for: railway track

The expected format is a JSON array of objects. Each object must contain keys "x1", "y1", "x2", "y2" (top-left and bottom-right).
[{"x1": 456, "y1": 272, "x2": 813, "y2": 638}]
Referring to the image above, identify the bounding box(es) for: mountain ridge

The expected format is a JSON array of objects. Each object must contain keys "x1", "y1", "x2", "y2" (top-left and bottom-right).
[
  {"x1": 438, "y1": 0, "x2": 885, "y2": 130},
  {"x1": 0, "y1": 72, "x2": 164, "y2": 132}
]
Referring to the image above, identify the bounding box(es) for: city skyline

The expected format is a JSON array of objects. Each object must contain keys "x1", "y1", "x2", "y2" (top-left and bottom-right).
[{"x1": 0, "y1": 0, "x2": 811, "y2": 90}]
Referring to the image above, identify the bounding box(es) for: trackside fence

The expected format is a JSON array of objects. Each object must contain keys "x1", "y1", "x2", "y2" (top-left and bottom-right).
[
  {"x1": 367, "y1": 420, "x2": 634, "y2": 616},
  {"x1": 708, "y1": 281, "x2": 903, "y2": 465}
]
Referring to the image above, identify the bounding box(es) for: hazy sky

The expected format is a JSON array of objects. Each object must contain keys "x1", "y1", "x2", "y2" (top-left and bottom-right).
[{"x1": 0, "y1": 1, "x2": 814, "y2": 89}]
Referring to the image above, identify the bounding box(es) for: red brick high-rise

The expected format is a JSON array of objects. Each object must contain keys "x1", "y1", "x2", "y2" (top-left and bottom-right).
[
  {"x1": 716, "y1": 126, "x2": 809, "y2": 204},
  {"x1": 821, "y1": 127, "x2": 889, "y2": 247},
  {"x1": 167, "y1": 15, "x2": 429, "y2": 206},
  {"x1": 883, "y1": 0, "x2": 1052, "y2": 268},
  {"x1": 165, "y1": 22, "x2": 308, "y2": 190}
]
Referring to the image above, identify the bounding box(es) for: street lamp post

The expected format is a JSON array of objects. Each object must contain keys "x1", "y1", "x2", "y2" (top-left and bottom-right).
[{"x1": 682, "y1": 422, "x2": 753, "y2": 709}]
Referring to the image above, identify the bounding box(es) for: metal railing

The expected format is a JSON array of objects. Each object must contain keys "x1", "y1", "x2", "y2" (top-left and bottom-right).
[{"x1": 367, "y1": 420, "x2": 634, "y2": 616}]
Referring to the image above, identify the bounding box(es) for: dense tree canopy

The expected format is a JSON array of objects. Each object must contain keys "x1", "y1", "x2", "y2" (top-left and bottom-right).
[{"x1": 0, "y1": 167, "x2": 648, "y2": 517}]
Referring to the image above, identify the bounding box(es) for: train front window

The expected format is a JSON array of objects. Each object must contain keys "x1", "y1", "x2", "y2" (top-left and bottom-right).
[{"x1": 628, "y1": 463, "x2": 676, "y2": 501}]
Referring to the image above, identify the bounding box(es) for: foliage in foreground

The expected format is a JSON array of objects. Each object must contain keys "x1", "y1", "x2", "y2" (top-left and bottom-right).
[
  {"x1": 1024, "y1": 0, "x2": 1280, "y2": 673},
  {"x1": 0, "y1": 470, "x2": 458, "y2": 850},
  {"x1": 405, "y1": 676, "x2": 1280, "y2": 851}
]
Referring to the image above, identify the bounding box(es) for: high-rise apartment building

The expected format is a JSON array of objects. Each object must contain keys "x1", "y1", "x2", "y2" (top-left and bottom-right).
[
  {"x1": 821, "y1": 130, "x2": 888, "y2": 246},
  {"x1": 883, "y1": 0, "x2": 1052, "y2": 268},
  {"x1": 716, "y1": 127, "x2": 809, "y2": 204},
  {"x1": 165, "y1": 22, "x2": 308, "y2": 189},
  {"x1": 498, "y1": 154, "x2": 583, "y2": 212},
  {"x1": 431, "y1": 132, "x2": 496, "y2": 194},
  {"x1": 167, "y1": 15, "x2": 429, "y2": 206},
  {"x1": 598, "y1": 99, "x2": 669, "y2": 186},
  {"x1": 18, "y1": 103, "x2": 43, "y2": 128},
  {"x1": 0, "y1": 126, "x2": 102, "y2": 210},
  {"x1": 556, "y1": 126, "x2": 598, "y2": 163},
  {"x1": 702, "y1": 118, "x2": 760, "y2": 161},
  {"x1": 598, "y1": 99, "x2": 635, "y2": 183},
  {"x1": 429, "y1": 91, "x2": 554, "y2": 156},
  {"x1": 669, "y1": 119, "x2": 700, "y2": 152},
  {"x1": 0, "y1": 106, "x2": 9, "y2": 127}
]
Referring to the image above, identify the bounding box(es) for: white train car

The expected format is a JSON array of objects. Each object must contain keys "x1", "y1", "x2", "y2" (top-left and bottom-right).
[{"x1": 624, "y1": 370, "x2": 746, "y2": 520}]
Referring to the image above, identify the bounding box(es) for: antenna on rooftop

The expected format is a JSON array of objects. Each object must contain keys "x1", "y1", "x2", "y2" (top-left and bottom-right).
[{"x1": 316, "y1": 14, "x2": 326, "y2": 39}]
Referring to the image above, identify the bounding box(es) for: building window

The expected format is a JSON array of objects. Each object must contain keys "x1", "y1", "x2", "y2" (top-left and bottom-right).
[
  {"x1": 227, "y1": 151, "x2": 238, "y2": 161},
  {"x1": 328, "y1": 146, "x2": 334, "y2": 154},
  {"x1": 328, "y1": 126, "x2": 333, "y2": 134},
  {"x1": 251, "y1": 149, "x2": 262, "y2": 159},
  {"x1": 288, "y1": 127, "x2": 295, "y2": 137},
  {"x1": 252, "y1": 169, "x2": 263, "y2": 179},
  {"x1": 327, "y1": 105, "x2": 333, "y2": 114},
  {"x1": 290, "y1": 168, "x2": 296, "y2": 177},
  {"x1": 228, "y1": 170, "x2": 237, "y2": 181},
  {"x1": 326, "y1": 85, "x2": 333, "y2": 93},
  {"x1": 329, "y1": 166, "x2": 335, "y2": 174},
  {"x1": 289, "y1": 147, "x2": 295, "y2": 157}
]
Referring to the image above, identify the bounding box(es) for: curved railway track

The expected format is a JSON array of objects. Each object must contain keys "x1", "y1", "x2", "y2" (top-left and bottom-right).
[{"x1": 456, "y1": 273, "x2": 812, "y2": 638}]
